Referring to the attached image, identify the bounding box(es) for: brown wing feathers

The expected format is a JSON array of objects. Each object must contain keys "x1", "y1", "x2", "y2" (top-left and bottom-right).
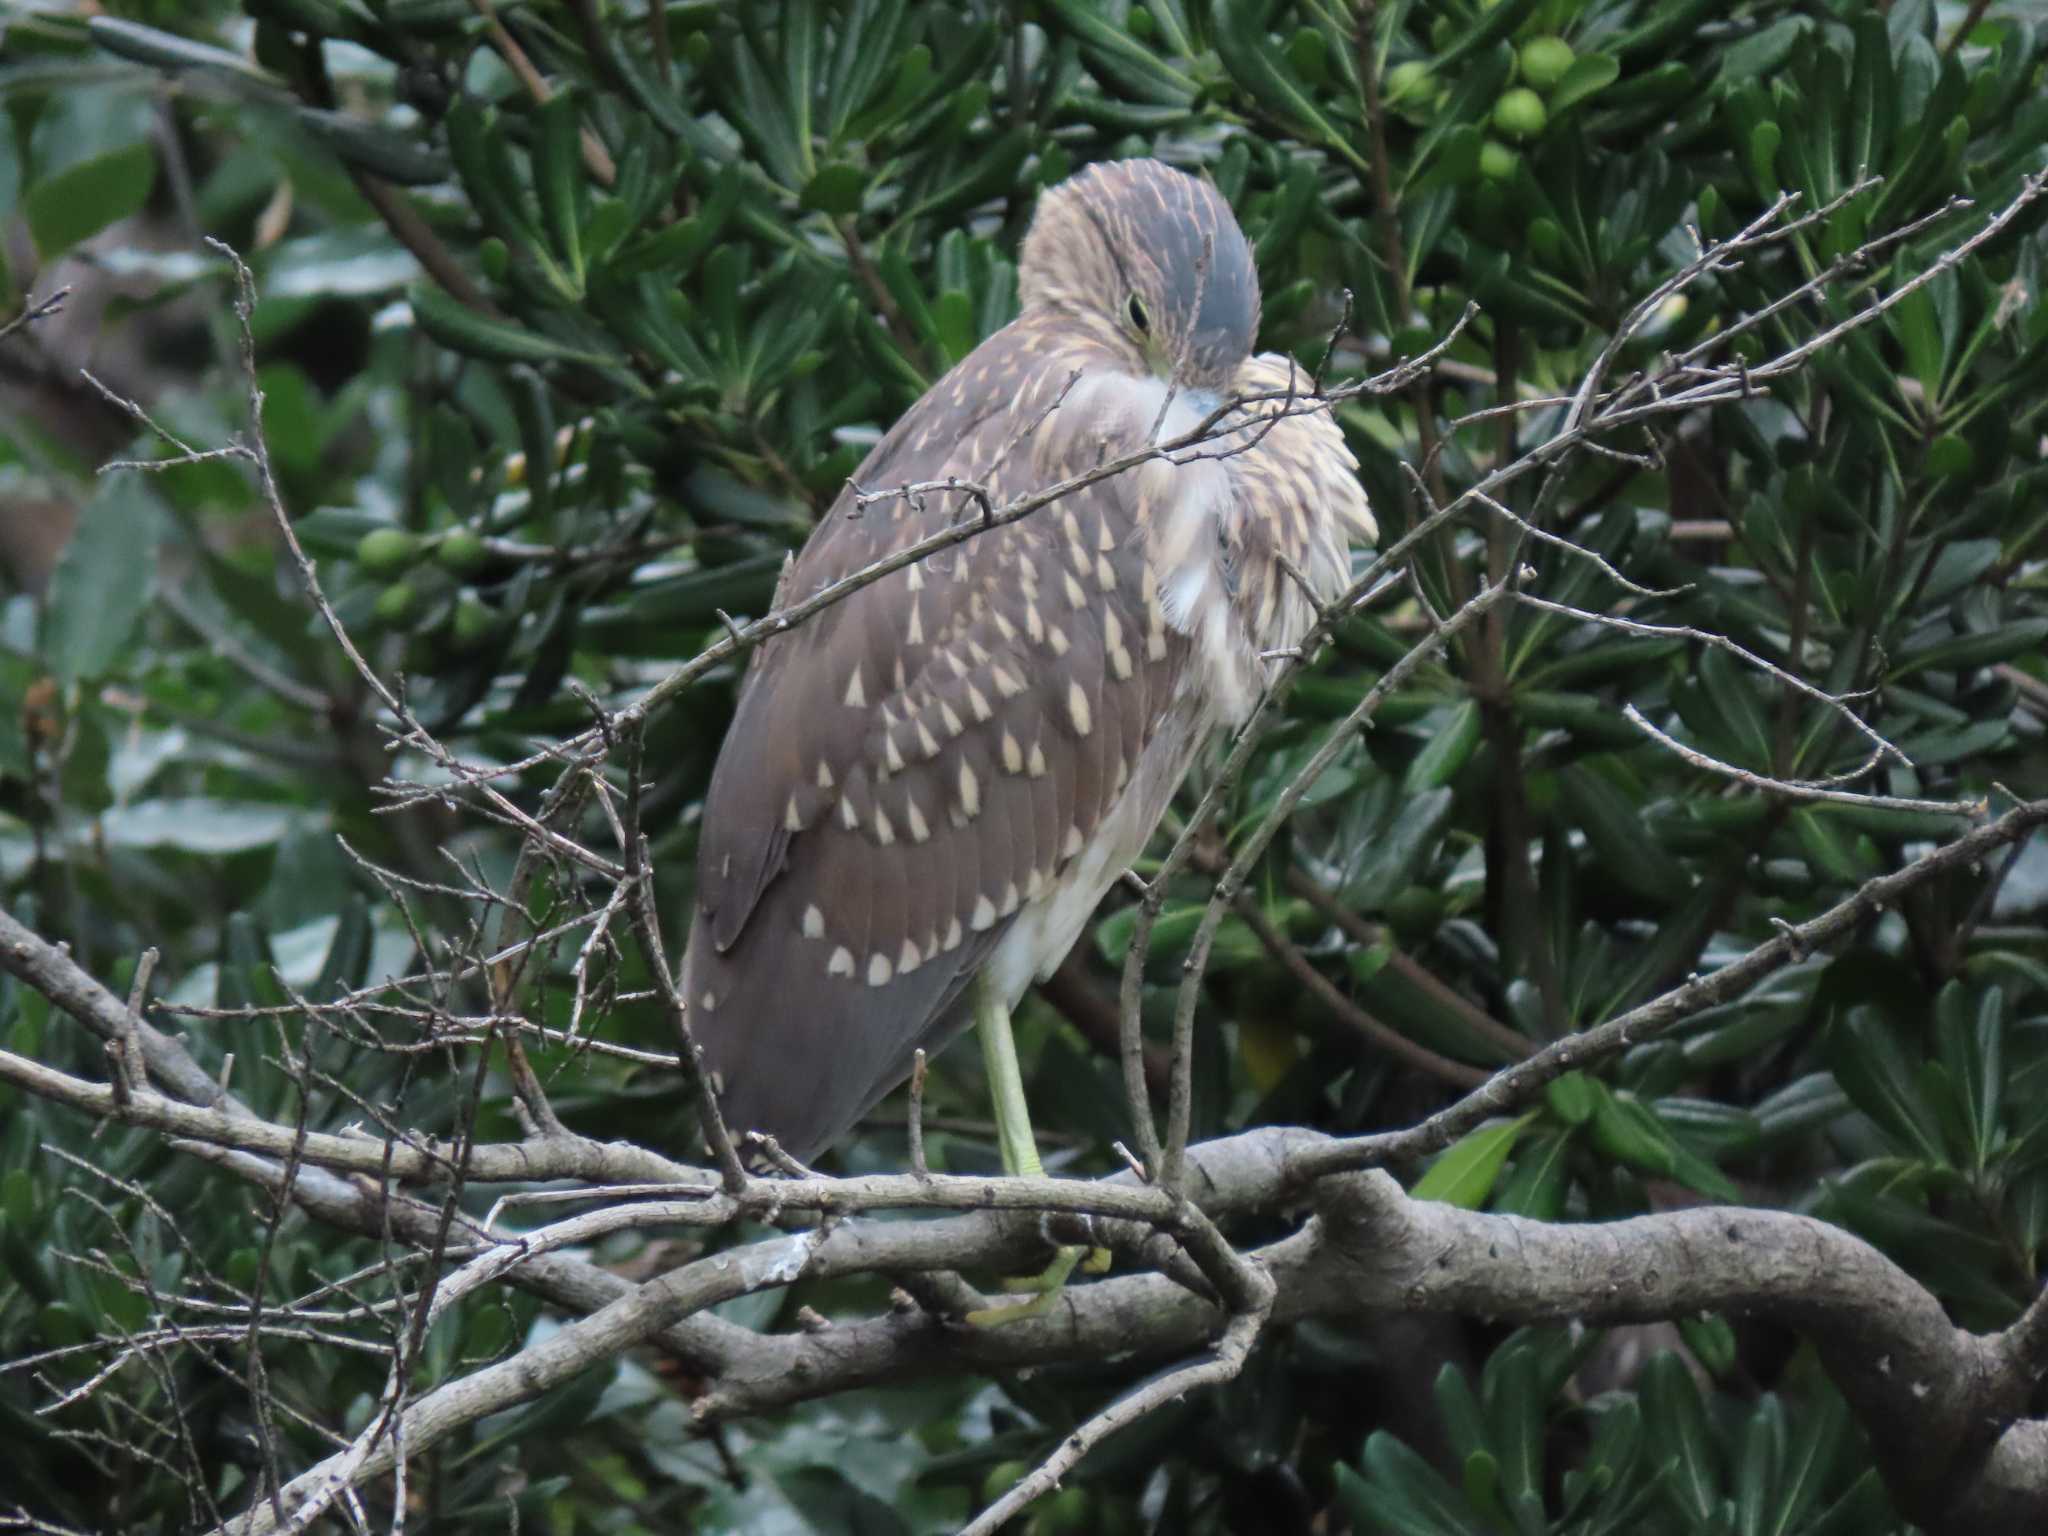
[{"x1": 681, "y1": 321, "x2": 1189, "y2": 1158}]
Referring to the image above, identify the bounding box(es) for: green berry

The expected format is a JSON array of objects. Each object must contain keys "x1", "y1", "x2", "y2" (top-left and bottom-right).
[
  {"x1": 356, "y1": 528, "x2": 420, "y2": 575},
  {"x1": 451, "y1": 594, "x2": 495, "y2": 648},
  {"x1": 1386, "y1": 885, "x2": 1444, "y2": 941},
  {"x1": 1520, "y1": 36, "x2": 1576, "y2": 91},
  {"x1": 1492, "y1": 86, "x2": 1547, "y2": 141},
  {"x1": 373, "y1": 582, "x2": 417, "y2": 625},
  {"x1": 982, "y1": 1461, "x2": 1032, "y2": 1506},
  {"x1": 1384, "y1": 61, "x2": 1434, "y2": 105},
  {"x1": 1478, "y1": 140, "x2": 1520, "y2": 180},
  {"x1": 437, "y1": 527, "x2": 489, "y2": 573},
  {"x1": 1034, "y1": 1487, "x2": 1089, "y2": 1534}
]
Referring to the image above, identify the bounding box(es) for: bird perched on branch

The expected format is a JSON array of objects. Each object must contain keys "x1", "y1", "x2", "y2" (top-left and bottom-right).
[{"x1": 681, "y1": 158, "x2": 1374, "y2": 1191}]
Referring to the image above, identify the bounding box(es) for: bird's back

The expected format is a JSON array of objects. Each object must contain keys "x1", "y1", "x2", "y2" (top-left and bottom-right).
[{"x1": 681, "y1": 312, "x2": 1162, "y2": 1158}]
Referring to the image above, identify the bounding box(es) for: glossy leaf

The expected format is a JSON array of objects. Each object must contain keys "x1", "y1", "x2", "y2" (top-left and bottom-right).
[
  {"x1": 25, "y1": 142, "x2": 155, "y2": 261},
  {"x1": 41, "y1": 475, "x2": 165, "y2": 685},
  {"x1": 1411, "y1": 1113, "x2": 1536, "y2": 1208}
]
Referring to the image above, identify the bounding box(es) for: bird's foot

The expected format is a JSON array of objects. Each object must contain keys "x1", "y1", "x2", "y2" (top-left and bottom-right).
[
  {"x1": 967, "y1": 1245, "x2": 1085, "y2": 1327},
  {"x1": 964, "y1": 1243, "x2": 1113, "y2": 1327}
]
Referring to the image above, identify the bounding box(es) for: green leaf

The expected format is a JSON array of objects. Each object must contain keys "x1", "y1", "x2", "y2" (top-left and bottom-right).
[
  {"x1": 1411, "y1": 1113, "x2": 1536, "y2": 1208},
  {"x1": 1491, "y1": 1128, "x2": 1573, "y2": 1220},
  {"x1": 534, "y1": 88, "x2": 587, "y2": 285},
  {"x1": 1680, "y1": 1315, "x2": 1737, "y2": 1378},
  {"x1": 1430, "y1": 0, "x2": 1545, "y2": 77},
  {"x1": 1696, "y1": 643, "x2": 1773, "y2": 767},
  {"x1": 25, "y1": 142, "x2": 156, "y2": 262},
  {"x1": 1934, "y1": 982, "x2": 2003, "y2": 1173},
  {"x1": 1665, "y1": 1140, "x2": 1741, "y2": 1201},
  {"x1": 1718, "y1": 17, "x2": 1813, "y2": 84},
  {"x1": 1557, "y1": 766, "x2": 1691, "y2": 905},
  {"x1": 1339, "y1": 1433, "x2": 1475, "y2": 1536},
  {"x1": 1829, "y1": 1007, "x2": 1947, "y2": 1162},
  {"x1": 1546, "y1": 53, "x2": 1619, "y2": 116},
  {"x1": 1544, "y1": 1072, "x2": 1596, "y2": 1126},
  {"x1": 41, "y1": 474, "x2": 166, "y2": 685},
  {"x1": 1893, "y1": 617, "x2": 2048, "y2": 677},
  {"x1": 409, "y1": 284, "x2": 623, "y2": 369},
  {"x1": 445, "y1": 101, "x2": 543, "y2": 251},
  {"x1": 1402, "y1": 700, "x2": 1482, "y2": 794},
  {"x1": 801, "y1": 161, "x2": 868, "y2": 215},
  {"x1": 1748, "y1": 120, "x2": 1783, "y2": 194},
  {"x1": 1641, "y1": 1351, "x2": 1719, "y2": 1522},
  {"x1": 90, "y1": 16, "x2": 284, "y2": 82},
  {"x1": 1343, "y1": 786, "x2": 1454, "y2": 910},
  {"x1": 1211, "y1": 0, "x2": 1370, "y2": 176},
  {"x1": 1894, "y1": 281, "x2": 1945, "y2": 403},
  {"x1": 1041, "y1": 0, "x2": 1199, "y2": 104},
  {"x1": 312, "y1": 895, "x2": 374, "y2": 1001},
  {"x1": 1790, "y1": 808, "x2": 1879, "y2": 884},
  {"x1": 296, "y1": 108, "x2": 450, "y2": 185},
  {"x1": 98, "y1": 799, "x2": 300, "y2": 854},
  {"x1": 1586, "y1": 1084, "x2": 1678, "y2": 1177}
]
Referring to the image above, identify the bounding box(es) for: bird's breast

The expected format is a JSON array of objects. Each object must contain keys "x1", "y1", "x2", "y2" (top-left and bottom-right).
[
  {"x1": 1049, "y1": 370, "x2": 1277, "y2": 726},
  {"x1": 981, "y1": 698, "x2": 1211, "y2": 1008}
]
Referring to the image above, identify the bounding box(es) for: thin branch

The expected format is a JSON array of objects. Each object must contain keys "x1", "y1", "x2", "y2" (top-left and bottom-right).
[
  {"x1": 1621, "y1": 705, "x2": 1984, "y2": 817},
  {"x1": 0, "y1": 286, "x2": 70, "y2": 346}
]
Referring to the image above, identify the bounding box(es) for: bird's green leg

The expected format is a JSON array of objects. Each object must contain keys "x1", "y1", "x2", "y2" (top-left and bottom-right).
[{"x1": 965, "y1": 974, "x2": 1108, "y2": 1328}]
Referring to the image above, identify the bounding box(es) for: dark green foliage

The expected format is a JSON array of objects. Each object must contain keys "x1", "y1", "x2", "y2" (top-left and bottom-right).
[{"x1": 1, "y1": 0, "x2": 2046, "y2": 1531}]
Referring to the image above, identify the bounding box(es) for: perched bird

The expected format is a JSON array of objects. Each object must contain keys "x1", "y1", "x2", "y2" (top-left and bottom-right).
[{"x1": 681, "y1": 158, "x2": 1374, "y2": 1174}]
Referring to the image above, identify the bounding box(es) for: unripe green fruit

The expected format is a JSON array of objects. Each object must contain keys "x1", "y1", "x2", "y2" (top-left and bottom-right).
[
  {"x1": 1492, "y1": 86, "x2": 1547, "y2": 141},
  {"x1": 1033, "y1": 1487, "x2": 1089, "y2": 1534},
  {"x1": 451, "y1": 595, "x2": 494, "y2": 648},
  {"x1": 1384, "y1": 61, "x2": 1434, "y2": 105},
  {"x1": 1478, "y1": 140, "x2": 1520, "y2": 180},
  {"x1": 983, "y1": 1461, "x2": 1032, "y2": 1506},
  {"x1": 437, "y1": 527, "x2": 489, "y2": 573},
  {"x1": 373, "y1": 582, "x2": 417, "y2": 624},
  {"x1": 1386, "y1": 884, "x2": 1444, "y2": 939},
  {"x1": 1520, "y1": 36, "x2": 1576, "y2": 91},
  {"x1": 356, "y1": 528, "x2": 420, "y2": 575}
]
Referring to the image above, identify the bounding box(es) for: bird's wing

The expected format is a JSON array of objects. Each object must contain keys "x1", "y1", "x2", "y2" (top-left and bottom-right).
[{"x1": 682, "y1": 317, "x2": 1200, "y2": 1158}]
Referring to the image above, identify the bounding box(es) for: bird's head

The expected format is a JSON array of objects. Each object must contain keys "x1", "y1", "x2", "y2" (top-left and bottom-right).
[{"x1": 1019, "y1": 158, "x2": 1260, "y2": 397}]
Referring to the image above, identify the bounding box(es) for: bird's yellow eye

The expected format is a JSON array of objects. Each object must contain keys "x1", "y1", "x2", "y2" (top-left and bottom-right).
[{"x1": 1127, "y1": 294, "x2": 1149, "y2": 333}]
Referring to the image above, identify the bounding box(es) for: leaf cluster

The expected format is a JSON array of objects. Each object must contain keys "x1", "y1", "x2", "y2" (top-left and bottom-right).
[{"x1": 1, "y1": 0, "x2": 2046, "y2": 1532}]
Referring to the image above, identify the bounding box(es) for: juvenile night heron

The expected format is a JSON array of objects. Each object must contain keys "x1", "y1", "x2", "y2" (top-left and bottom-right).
[{"x1": 681, "y1": 158, "x2": 1374, "y2": 1183}]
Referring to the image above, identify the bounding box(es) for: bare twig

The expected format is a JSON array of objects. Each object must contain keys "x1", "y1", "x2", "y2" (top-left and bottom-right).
[
  {"x1": 1620, "y1": 705, "x2": 1984, "y2": 817},
  {"x1": 0, "y1": 286, "x2": 70, "y2": 346}
]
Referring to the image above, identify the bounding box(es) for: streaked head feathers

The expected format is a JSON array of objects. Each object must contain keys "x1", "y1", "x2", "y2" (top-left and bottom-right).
[{"x1": 1019, "y1": 158, "x2": 1260, "y2": 392}]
